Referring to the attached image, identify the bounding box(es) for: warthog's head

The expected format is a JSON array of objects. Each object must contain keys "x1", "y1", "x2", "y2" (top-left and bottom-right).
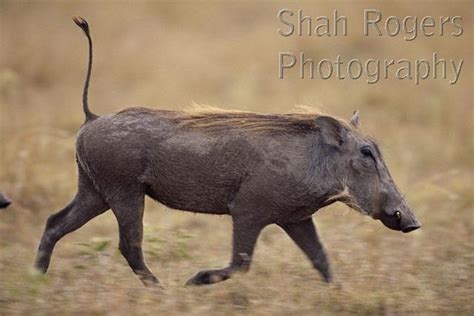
[
  {"x1": 318, "y1": 112, "x2": 421, "y2": 233},
  {"x1": 0, "y1": 192, "x2": 12, "y2": 209}
]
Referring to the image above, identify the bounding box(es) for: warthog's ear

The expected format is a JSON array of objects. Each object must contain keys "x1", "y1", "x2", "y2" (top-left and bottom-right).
[
  {"x1": 315, "y1": 116, "x2": 346, "y2": 148},
  {"x1": 350, "y1": 110, "x2": 360, "y2": 129}
]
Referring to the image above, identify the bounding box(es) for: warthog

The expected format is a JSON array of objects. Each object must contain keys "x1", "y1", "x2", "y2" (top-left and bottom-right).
[
  {"x1": 34, "y1": 17, "x2": 420, "y2": 287},
  {"x1": 0, "y1": 192, "x2": 11, "y2": 209}
]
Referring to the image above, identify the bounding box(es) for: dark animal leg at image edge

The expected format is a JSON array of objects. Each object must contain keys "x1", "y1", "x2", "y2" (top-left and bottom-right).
[
  {"x1": 111, "y1": 194, "x2": 160, "y2": 287},
  {"x1": 279, "y1": 218, "x2": 332, "y2": 283},
  {"x1": 186, "y1": 219, "x2": 263, "y2": 286},
  {"x1": 34, "y1": 171, "x2": 109, "y2": 272}
]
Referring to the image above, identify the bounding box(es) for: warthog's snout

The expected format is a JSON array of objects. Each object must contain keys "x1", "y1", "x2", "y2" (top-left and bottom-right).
[
  {"x1": 0, "y1": 193, "x2": 11, "y2": 209},
  {"x1": 0, "y1": 200, "x2": 11, "y2": 209},
  {"x1": 401, "y1": 215, "x2": 421, "y2": 233},
  {"x1": 398, "y1": 206, "x2": 421, "y2": 233},
  {"x1": 378, "y1": 204, "x2": 421, "y2": 233}
]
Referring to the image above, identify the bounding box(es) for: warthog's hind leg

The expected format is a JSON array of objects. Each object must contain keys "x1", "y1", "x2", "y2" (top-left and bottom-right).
[
  {"x1": 279, "y1": 217, "x2": 332, "y2": 283},
  {"x1": 186, "y1": 218, "x2": 264, "y2": 286},
  {"x1": 34, "y1": 169, "x2": 109, "y2": 273},
  {"x1": 110, "y1": 192, "x2": 160, "y2": 287}
]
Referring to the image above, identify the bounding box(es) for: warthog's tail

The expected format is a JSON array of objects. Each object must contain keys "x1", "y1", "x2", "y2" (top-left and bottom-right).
[{"x1": 73, "y1": 16, "x2": 98, "y2": 123}]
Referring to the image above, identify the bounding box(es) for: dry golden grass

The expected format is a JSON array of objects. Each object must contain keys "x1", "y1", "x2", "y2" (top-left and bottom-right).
[{"x1": 0, "y1": 1, "x2": 473, "y2": 314}]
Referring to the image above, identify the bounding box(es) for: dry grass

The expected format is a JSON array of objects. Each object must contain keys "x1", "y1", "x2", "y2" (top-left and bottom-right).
[{"x1": 0, "y1": 1, "x2": 473, "y2": 314}]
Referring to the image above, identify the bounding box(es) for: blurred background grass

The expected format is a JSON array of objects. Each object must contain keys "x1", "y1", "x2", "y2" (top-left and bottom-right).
[{"x1": 0, "y1": 1, "x2": 472, "y2": 314}]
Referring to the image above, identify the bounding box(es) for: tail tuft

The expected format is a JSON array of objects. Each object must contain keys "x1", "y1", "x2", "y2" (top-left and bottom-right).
[{"x1": 73, "y1": 16, "x2": 89, "y2": 34}]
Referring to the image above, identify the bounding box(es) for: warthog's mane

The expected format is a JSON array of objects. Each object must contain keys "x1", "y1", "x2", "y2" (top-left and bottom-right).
[{"x1": 163, "y1": 104, "x2": 351, "y2": 134}]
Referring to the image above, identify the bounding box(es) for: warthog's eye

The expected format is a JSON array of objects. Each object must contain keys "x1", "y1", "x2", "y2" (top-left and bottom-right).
[
  {"x1": 395, "y1": 211, "x2": 401, "y2": 220},
  {"x1": 360, "y1": 146, "x2": 374, "y2": 160}
]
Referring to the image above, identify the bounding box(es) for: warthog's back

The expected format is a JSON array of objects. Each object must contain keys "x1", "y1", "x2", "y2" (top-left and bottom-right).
[{"x1": 76, "y1": 108, "x2": 321, "y2": 214}]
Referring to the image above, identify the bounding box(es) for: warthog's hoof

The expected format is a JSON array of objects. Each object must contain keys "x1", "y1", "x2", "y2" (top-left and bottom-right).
[
  {"x1": 323, "y1": 274, "x2": 333, "y2": 283},
  {"x1": 185, "y1": 269, "x2": 231, "y2": 286},
  {"x1": 141, "y1": 278, "x2": 164, "y2": 289}
]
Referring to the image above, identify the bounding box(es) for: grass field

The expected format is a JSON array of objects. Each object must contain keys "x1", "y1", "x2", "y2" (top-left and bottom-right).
[{"x1": 0, "y1": 1, "x2": 473, "y2": 314}]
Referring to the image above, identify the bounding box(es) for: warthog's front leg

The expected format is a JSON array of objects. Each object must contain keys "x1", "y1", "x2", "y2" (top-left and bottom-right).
[
  {"x1": 186, "y1": 218, "x2": 264, "y2": 286},
  {"x1": 279, "y1": 217, "x2": 332, "y2": 283}
]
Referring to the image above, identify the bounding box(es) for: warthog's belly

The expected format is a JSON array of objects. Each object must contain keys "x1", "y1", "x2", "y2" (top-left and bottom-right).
[{"x1": 141, "y1": 130, "x2": 263, "y2": 215}]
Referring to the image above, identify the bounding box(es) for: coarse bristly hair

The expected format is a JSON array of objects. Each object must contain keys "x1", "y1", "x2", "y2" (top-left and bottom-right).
[{"x1": 163, "y1": 103, "x2": 354, "y2": 134}]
